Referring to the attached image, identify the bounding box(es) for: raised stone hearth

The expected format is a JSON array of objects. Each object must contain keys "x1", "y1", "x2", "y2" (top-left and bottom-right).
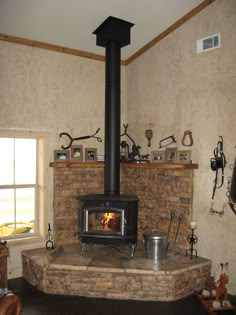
[{"x1": 22, "y1": 243, "x2": 211, "y2": 301}]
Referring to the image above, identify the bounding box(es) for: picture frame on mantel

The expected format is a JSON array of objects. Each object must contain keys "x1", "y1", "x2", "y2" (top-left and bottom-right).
[
  {"x1": 150, "y1": 150, "x2": 165, "y2": 163},
  {"x1": 85, "y1": 148, "x2": 97, "y2": 162},
  {"x1": 71, "y1": 145, "x2": 83, "y2": 161},
  {"x1": 164, "y1": 148, "x2": 177, "y2": 163},
  {"x1": 176, "y1": 150, "x2": 192, "y2": 163},
  {"x1": 54, "y1": 150, "x2": 69, "y2": 161}
]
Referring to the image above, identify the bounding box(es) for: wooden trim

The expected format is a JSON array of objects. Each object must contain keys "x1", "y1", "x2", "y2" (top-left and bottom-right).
[
  {"x1": 0, "y1": 33, "x2": 105, "y2": 62},
  {"x1": 124, "y1": 0, "x2": 216, "y2": 65},
  {"x1": 0, "y1": 0, "x2": 215, "y2": 66},
  {"x1": 0, "y1": 33, "x2": 126, "y2": 65},
  {"x1": 49, "y1": 161, "x2": 198, "y2": 169}
]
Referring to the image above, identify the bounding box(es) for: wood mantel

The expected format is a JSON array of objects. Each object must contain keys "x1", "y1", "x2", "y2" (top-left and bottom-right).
[{"x1": 49, "y1": 161, "x2": 198, "y2": 169}]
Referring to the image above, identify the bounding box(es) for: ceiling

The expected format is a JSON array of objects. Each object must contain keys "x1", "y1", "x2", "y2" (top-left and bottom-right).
[{"x1": 0, "y1": 0, "x2": 206, "y2": 60}]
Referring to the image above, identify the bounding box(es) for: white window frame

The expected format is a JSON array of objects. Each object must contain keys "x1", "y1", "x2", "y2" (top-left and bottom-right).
[{"x1": 0, "y1": 129, "x2": 49, "y2": 241}]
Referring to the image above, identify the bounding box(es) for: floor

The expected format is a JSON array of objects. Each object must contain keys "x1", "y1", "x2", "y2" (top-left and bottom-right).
[{"x1": 8, "y1": 277, "x2": 236, "y2": 315}]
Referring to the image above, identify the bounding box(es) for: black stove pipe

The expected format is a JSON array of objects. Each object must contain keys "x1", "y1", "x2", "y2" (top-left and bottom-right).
[
  {"x1": 93, "y1": 16, "x2": 134, "y2": 196},
  {"x1": 104, "y1": 41, "x2": 121, "y2": 195}
]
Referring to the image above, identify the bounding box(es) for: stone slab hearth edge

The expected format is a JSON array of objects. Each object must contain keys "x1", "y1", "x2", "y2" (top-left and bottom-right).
[{"x1": 22, "y1": 243, "x2": 211, "y2": 301}]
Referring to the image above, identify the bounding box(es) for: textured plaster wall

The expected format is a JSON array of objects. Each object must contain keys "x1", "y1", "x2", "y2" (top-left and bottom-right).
[
  {"x1": 1, "y1": 0, "x2": 236, "y2": 294},
  {"x1": 125, "y1": 0, "x2": 236, "y2": 293},
  {"x1": 0, "y1": 41, "x2": 126, "y2": 278}
]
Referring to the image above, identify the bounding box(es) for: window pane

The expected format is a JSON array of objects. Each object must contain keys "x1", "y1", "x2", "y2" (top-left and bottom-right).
[
  {"x1": 15, "y1": 139, "x2": 36, "y2": 184},
  {"x1": 16, "y1": 188, "x2": 35, "y2": 233},
  {"x1": 0, "y1": 138, "x2": 14, "y2": 185},
  {"x1": 0, "y1": 189, "x2": 15, "y2": 237}
]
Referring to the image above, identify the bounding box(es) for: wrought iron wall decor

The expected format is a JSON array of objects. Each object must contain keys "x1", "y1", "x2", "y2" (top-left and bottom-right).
[
  {"x1": 227, "y1": 151, "x2": 236, "y2": 215},
  {"x1": 210, "y1": 136, "x2": 227, "y2": 200},
  {"x1": 59, "y1": 128, "x2": 102, "y2": 150}
]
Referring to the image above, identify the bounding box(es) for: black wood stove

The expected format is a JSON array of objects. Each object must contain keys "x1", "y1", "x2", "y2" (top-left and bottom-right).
[{"x1": 78, "y1": 17, "x2": 139, "y2": 256}]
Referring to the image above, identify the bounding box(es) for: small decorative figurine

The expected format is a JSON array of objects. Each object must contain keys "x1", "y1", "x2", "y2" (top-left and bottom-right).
[{"x1": 212, "y1": 262, "x2": 231, "y2": 308}]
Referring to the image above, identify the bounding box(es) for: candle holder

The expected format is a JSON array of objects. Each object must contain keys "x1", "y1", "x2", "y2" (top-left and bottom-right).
[
  {"x1": 46, "y1": 223, "x2": 54, "y2": 250},
  {"x1": 186, "y1": 228, "x2": 198, "y2": 259}
]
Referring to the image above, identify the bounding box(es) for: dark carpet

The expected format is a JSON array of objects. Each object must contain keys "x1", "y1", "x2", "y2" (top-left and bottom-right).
[{"x1": 8, "y1": 278, "x2": 236, "y2": 315}]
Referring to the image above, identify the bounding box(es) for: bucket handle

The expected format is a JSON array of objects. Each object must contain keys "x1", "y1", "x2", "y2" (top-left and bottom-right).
[{"x1": 152, "y1": 229, "x2": 159, "y2": 233}]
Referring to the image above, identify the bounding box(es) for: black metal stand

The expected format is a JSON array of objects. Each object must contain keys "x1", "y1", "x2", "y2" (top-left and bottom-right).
[
  {"x1": 186, "y1": 229, "x2": 198, "y2": 259},
  {"x1": 46, "y1": 223, "x2": 54, "y2": 250}
]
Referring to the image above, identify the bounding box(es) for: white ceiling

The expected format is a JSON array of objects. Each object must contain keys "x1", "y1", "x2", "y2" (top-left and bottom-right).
[{"x1": 0, "y1": 0, "x2": 204, "y2": 60}]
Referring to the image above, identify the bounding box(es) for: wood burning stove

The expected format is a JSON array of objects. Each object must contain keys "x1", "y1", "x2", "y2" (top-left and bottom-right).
[
  {"x1": 78, "y1": 194, "x2": 138, "y2": 256},
  {"x1": 78, "y1": 17, "x2": 138, "y2": 256}
]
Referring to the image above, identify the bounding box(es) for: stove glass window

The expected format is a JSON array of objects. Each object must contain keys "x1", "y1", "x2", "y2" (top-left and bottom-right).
[{"x1": 84, "y1": 208, "x2": 124, "y2": 235}]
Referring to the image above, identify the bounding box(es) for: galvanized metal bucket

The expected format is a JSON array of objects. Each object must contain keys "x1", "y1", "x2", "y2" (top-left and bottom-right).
[{"x1": 143, "y1": 229, "x2": 168, "y2": 261}]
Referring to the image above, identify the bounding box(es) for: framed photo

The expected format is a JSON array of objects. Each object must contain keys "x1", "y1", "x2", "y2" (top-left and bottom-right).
[
  {"x1": 71, "y1": 145, "x2": 83, "y2": 161},
  {"x1": 164, "y1": 148, "x2": 177, "y2": 163},
  {"x1": 150, "y1": 150, "x2": 165, "y2": 163},
  {"x1": 176, "y1": 150, "x2": 192, "y2": 163},
  {"x1": 85, "y1": 148, "x2": 97, "y2": 162},
  {"x1": 54, "y1": 150, "x2": 69, "y2": 161}
]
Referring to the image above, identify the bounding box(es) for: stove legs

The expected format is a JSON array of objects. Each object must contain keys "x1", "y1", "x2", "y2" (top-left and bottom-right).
[
  {"x1": 80, "y1": 242, "x2": 137, "y2": 257},
  {"x1": 129, "y1": 243, "x2": 136, "y2": 257},
  {"x1": 80, "y1": 242, "x2": 86, "y2": 256}
]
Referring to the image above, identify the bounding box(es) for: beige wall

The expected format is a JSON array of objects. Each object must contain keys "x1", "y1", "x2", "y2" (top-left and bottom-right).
[
  {"x1": 1, "y1": 0, "x2": 236, "y2": 294},
  {"x1": 125, "y1": 0, "x2": 236, "y2": 293},
  {"x1": 0, "y1": 40, "x2": 125, "y2": 278}
]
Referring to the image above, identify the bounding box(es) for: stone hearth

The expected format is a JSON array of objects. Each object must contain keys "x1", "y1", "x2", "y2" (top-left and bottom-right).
[{"x1": 22, "y1": 243, "x2": 211, "y2": 301}]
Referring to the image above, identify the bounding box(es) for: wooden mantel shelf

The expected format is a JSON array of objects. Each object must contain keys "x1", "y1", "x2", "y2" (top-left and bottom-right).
[{"x1": 49, "y1": 161, "x2": 198, "y2": 170}]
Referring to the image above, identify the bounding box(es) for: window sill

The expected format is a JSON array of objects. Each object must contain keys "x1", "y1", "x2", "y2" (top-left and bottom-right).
[{"x1": 5, "y1": 235, "x2": 45, "y2": 248}]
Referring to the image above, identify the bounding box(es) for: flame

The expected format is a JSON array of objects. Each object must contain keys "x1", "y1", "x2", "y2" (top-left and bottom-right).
[{"x1": 101, "y1": 212, "x2": 115, "y2": 230}]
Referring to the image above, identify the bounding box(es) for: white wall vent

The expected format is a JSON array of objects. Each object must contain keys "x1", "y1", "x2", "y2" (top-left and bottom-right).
[{"x1": 196, "y1": 33, "x2": 221, "y2": 54}]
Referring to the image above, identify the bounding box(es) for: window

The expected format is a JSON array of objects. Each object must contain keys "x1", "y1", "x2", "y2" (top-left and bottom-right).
[{"x1": 0, "y1": 131, "x2": 48, "y2": 239}]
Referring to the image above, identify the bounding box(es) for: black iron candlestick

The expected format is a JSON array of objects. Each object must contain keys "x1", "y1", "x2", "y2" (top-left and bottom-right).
[
  {"x1": 46, "y1": 223, "x2": 54, "y2": 250},
  {"x1": 186, "y1": 229, "x2": 198, "y2": 259}
]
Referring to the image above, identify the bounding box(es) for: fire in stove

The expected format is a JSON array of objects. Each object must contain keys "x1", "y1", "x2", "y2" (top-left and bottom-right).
[
  {"x1": 101, "y1": 212, "x2": 121, "y2": 231},
  {"x1": 85, "y1": 206, "x2": 124, "y2": 235}
]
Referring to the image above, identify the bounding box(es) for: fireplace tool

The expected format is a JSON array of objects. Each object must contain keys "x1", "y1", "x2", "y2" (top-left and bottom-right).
[
  {"x1": 167, "y1": 212, "x2": 174, "y2": 249},
  {"x1": 59, "y1": 128, "x2": 102, "y2": 150},
  {"x1": 172, "y1": 213, "x2": 183, "y2": 255}
]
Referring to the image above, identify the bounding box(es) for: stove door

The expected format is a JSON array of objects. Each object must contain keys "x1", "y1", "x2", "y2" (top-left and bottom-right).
[{"x1": 83, "y1": 207, "x2": 125, "y2": 235}]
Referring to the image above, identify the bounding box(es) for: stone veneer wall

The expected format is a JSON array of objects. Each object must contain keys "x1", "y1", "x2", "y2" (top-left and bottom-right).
[{"x1": 52, "y1": 163, "x2": 194, "y2": 253}]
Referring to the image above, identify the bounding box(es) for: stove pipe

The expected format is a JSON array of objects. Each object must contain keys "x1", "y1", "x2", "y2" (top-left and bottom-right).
[{"x1": 93, "y1": 17, "x2": 134, "y2": 195}]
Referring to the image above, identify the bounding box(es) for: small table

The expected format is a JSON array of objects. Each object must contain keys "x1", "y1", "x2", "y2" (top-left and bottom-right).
[{"x1": 0, "y1": 241, "x2": 9, "y2": 288}]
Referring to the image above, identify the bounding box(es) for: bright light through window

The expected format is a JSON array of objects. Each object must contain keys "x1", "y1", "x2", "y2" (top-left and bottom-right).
[{"x1": 0, "y1": 137, "x2": 37, "y2": 237}]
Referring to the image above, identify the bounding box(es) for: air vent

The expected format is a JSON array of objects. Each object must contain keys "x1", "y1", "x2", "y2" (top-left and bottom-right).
[{"x1": 196, "y1": 33, "x2": 221, "y2": 54}]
